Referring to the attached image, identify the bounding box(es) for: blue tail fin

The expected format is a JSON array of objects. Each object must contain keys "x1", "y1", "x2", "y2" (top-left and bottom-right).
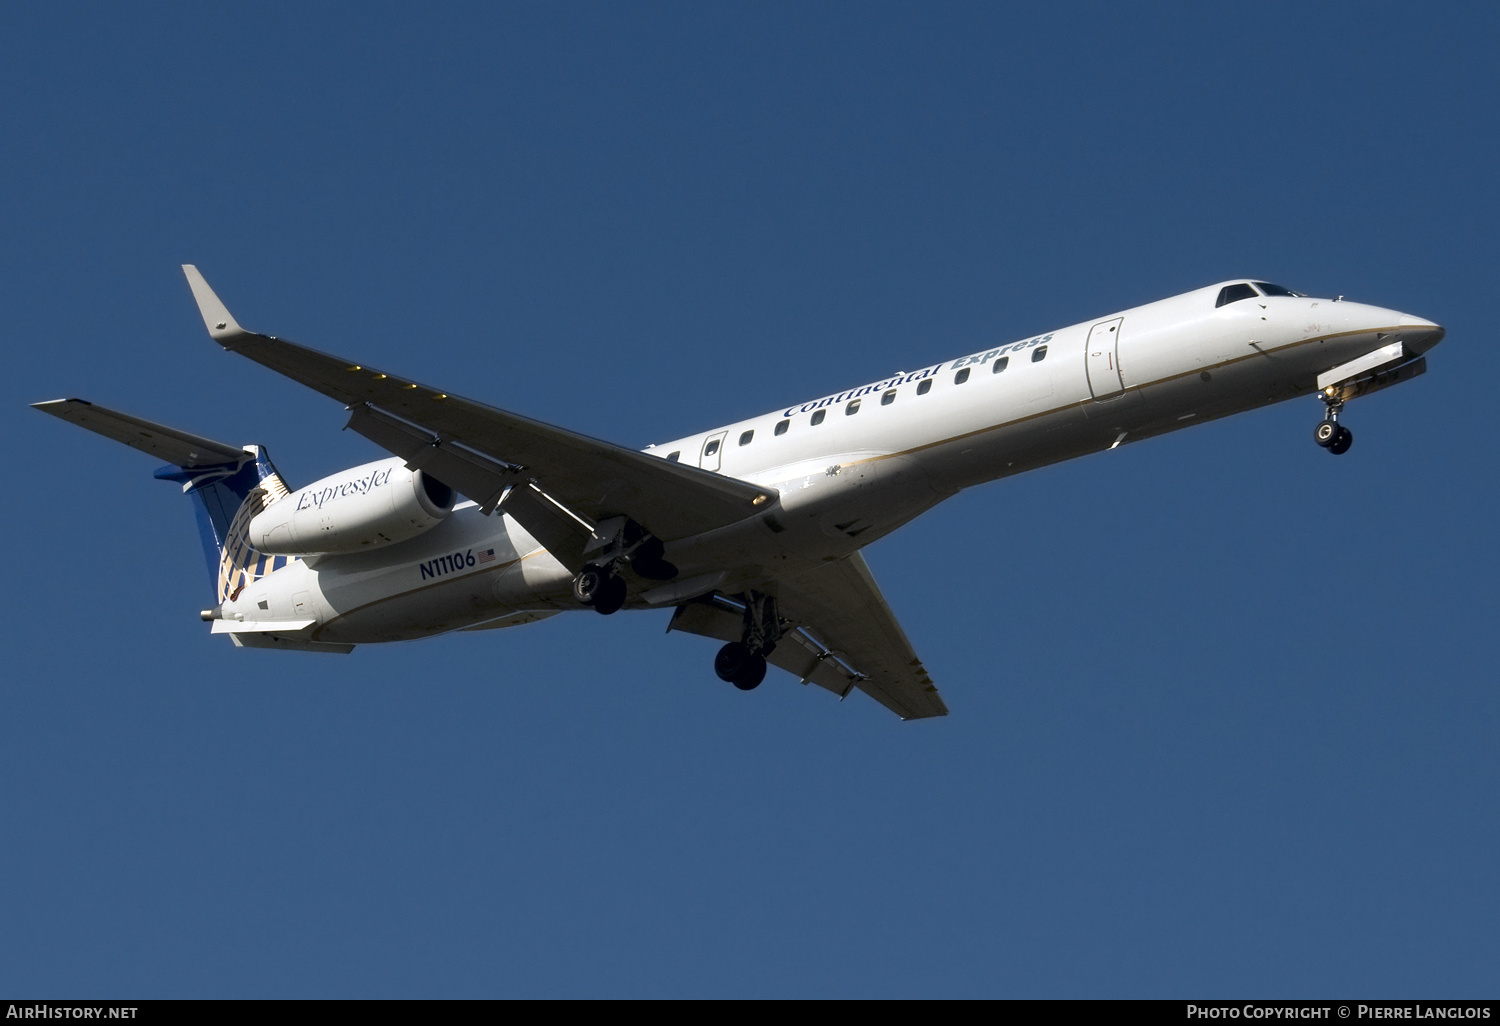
[{"x1": 155, "y1": 447, "x2": 295, "y2": 603}]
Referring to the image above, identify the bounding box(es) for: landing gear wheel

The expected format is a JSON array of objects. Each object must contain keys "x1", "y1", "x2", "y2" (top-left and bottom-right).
[
  {"x1": 572, "y1": 564, "x2": 607, "y2": 605},
  {"x1": 573, "y1": 564, "x2": 626, "y2": 614},
  {"x1": 732, "y1": 654, "x2": 767, "y2": 691},
  {"x1": 714, "y1": 642, "x2": 749, "y2": 682},
  {"x1": 593, "y1": 573, "x2": 627, "y2": 615},
  {"x1": 1314, "y1": 420, "x2": 1340, "y2": 448},
  {"x1": 1327, "y1": 425, "x2": 1353, "y2": 456},
  {"x1": 714, "y1": 642, "x2": 767, "y2": 690}
]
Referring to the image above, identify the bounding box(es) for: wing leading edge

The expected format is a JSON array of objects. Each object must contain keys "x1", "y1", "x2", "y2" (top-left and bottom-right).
[{"x1": 180, "y1": 266, "x2": 776, "y2": 565}]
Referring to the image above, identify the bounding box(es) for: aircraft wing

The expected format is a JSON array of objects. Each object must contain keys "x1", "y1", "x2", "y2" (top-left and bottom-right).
[
  {"x1": 182, "y1": 266, "x2": 774, "y2": 568},
  {"x1": 669, "y1": 552, "x2": 949, "y2": 720}
]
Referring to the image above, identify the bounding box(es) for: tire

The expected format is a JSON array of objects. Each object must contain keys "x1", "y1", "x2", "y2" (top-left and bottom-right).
[
  {"x1": 732, "y1": 653, "x2": 767, "y2": 691},
  {"x1": 572, "y1": 565, "x2": 606, "y2": 605},
  {"x1": 593, "y1": 574, "x2": 627, "y2": 615},
  {"x1": 715, "y1": 642, "x2": 751, "y2": 683},
  {"x1": 1328, "y1": 425, "x2": 1353, "y2": 455},
  {"x1": 1314, "y1": 420, "x2": 1339, "y2": 447}
]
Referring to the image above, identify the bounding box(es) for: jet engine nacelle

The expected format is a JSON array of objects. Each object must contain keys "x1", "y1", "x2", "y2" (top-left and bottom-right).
[{"x1": 248, "y1": 456, "x2": 456, "y2": 556}]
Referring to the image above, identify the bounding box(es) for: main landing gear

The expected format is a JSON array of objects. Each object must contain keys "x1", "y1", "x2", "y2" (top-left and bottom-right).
[
  {"x1": 715, "y1": 642, "x2": 767, "y2": 691},
  {"x1": 571, "y1": 517, "x2": 680, "y2": 616},
  {"x1": 1313, "y1": 391, "x2": 1353, "y2": 456},
  {"x1": 713, "y1": 592, "x2": 782, "y2": 691}
]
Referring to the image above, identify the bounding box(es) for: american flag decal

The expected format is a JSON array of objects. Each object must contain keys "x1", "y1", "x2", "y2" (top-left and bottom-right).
[{"x1": 477, "y1": 548, "x2": 496, "y2": 564}]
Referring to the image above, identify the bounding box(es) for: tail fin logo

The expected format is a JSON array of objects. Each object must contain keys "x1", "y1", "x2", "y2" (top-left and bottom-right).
[
  {"x1": 157, "y1": 444, "x2": 297, "y2": 603},
  {"x1": 218, "y1": 473, "x2": 292, "y2": 602}
]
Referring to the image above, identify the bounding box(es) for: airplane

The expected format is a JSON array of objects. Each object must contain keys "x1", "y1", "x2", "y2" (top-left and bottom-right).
[{"x1": 33, "y1": 268, "x2": 1444, "y2": 720}]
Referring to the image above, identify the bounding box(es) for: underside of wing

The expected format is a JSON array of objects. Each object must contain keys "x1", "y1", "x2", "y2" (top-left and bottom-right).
[
  {"x1": 181, "y1": 267, "x2": 775, "y2": 566},
  {"x1": 669, "y1": 553, "x2": 949, "y2": 720}
]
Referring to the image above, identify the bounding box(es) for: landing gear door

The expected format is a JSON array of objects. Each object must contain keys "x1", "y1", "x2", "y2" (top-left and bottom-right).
[
  {"x1": 700, "y1": 431, "x2": 728, "y2": 472},
  {"x1": 1085, "y1": 317, "x2": 1125, "y2": 400}
]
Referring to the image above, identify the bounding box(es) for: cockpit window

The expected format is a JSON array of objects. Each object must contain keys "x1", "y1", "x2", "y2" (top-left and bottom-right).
[
  {"x1": 1253, "y1": 282, "x2": 1308, "y2": 298},
  {"x1": 1216, "y1": 283, "x2": 1260, "y2": 307}
]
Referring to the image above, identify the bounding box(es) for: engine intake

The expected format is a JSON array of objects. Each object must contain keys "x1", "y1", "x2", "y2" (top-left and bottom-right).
[{"x1": 248, "y1": 456, "x2": 455, "y2": 555}]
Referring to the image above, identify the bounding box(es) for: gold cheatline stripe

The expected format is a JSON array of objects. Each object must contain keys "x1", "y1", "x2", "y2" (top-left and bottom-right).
[{"x1": 311, "y1": 550, "x2": 548, "y2": 640}]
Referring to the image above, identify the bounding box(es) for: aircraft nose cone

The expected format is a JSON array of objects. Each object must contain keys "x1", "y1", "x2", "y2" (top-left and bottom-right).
[{"x1": 1398, "y1": 314, "x2": 1445, "y2": 354}]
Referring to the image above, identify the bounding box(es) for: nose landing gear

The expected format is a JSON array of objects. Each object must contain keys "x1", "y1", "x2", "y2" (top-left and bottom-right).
[{"x1": 1314, "y1": 392, "x2": 1353, "y2": 456}]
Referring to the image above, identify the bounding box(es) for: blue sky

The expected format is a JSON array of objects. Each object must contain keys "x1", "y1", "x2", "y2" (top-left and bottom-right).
[{"x1": 3, "y1": 2, "x2": 1497, "y2": 998}]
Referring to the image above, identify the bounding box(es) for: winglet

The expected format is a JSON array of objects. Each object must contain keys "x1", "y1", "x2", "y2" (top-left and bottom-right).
[{"x1": 182, "y1": 264, "x2": 248, "y2": 344}]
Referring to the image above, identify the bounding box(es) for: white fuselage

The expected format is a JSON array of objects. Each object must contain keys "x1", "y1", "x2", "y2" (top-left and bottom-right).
[{"x1": 215, "y1": 281, "x2": 1443, "y2": 646}]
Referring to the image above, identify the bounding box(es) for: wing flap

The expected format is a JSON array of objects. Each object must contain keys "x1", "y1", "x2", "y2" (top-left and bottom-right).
[
  {"x1": 669, "y1": 556, "x2": 949, "y2": 720},
  {"x1": 345, "y1": 402, "x2": 521, "y2": 509},
  {"x1": 344, "y1": 402, "x2": 594, "y2": 570},
  {"x1": 668, "y1": 597, "x2": 857, "y2": 699},
  {"x1": 772, "y1": 553, "x2": 948, "y2": 720}
]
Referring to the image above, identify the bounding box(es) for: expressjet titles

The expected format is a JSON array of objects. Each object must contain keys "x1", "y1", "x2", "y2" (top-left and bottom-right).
[
  {"x1": 781, "y1": 333, "x2": 1054, "y2": 418},
  {"x1": 294, "y1": 467, "x2": 394, "y2": 512}
]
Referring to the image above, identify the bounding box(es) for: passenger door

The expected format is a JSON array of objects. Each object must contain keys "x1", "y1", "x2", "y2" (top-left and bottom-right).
[
  {"x1": 1085, "y1": 317, "x2": 1125, "y2": 400},
  {"x1": 700, "y1": 431, "x2": 728, "y2": 472}
]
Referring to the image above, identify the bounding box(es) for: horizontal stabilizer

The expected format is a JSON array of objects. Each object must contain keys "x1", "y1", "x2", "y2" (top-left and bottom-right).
[
  {"x1": 210, "y1": 618, "x2": 317, "y2": 634},
  {"x1": 32, "y1": 398, "x2": 248, "y2": 468},
  {"x1": 228, "y1": 634, "x2": 354, "y2": 654},
  {"x1": 182, "y1": 264, "x2": 246, "y2": 341}
]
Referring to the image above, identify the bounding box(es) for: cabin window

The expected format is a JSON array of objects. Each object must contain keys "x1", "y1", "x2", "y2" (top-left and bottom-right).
[
  {"x1": 954, "y1": 368, "x2": 970, "y2": 384},
  {"x1": 846, "y1": 399, "x2": 861, "y2": 415},
  {"x1": 774, "y1": 419, "x2": 789, "y2": 436},
  {"x1": 881, "y1": 389, "x2": 896, "y2": 405},
  {"x1": 811, "y1": 409, "x2": 826, "y2": 425},
  {"x1": 1032, "y1": 346, "x2": 1047, "y2": 363},
  {"x1": 1215, "y1": 283, "x2": 1259, "y2": 307},
  {"x1": 667, "y1": 451, "x2": 681, "y2": 462},
  {"x1": 739, "y1": 430, "x2": 753, "y2": 446},
  {"x1": 704, "y1": 439, "x2": 720, "y2": 457},
  {"x1": 917, "y1": 379, "x2": 932, "y2": 395},
  {"x1": 992, "y1": 356, "x2": 1009, "y2": 374}
]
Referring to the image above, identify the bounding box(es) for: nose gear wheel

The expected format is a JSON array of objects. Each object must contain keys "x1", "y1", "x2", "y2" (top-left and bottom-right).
[{"x1": 1313, "y1": 393, "x2": 1353, "y2": 456}]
